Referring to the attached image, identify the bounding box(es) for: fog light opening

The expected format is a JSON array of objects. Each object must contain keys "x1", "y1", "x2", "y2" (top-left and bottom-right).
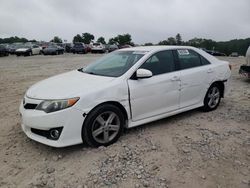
[{"x1": 50, "y1": 129, "x2": 60, "y2": 140}]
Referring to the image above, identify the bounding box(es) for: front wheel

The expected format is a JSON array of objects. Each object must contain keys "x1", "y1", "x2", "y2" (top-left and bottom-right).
[
  {"x1": 202, "y1": 84, "x2": 221, "y2": 112},
  {"x1": 82, "y1": 104, "x2": 124, "y2": 147}
]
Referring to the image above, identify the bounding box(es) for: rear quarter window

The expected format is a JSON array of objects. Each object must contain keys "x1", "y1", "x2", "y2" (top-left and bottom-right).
[{"x1": 200, "y1": 55, "x2": 211, "y2": 65}]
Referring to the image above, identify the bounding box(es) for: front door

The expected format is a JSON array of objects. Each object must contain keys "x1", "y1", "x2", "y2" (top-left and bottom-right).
[{"x1": 128, "y1": 50, "x2": 180, "y2": 121}]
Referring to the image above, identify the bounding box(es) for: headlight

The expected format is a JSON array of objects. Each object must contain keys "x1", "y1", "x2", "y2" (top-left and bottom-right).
[{"x1": 36, "y1": 97, "x2": 79, "y2": 113}]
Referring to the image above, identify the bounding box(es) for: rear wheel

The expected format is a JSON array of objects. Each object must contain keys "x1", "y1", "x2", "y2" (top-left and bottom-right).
[
  {"x1": 82, "y1": 104, "x2": 124, "y2": 147},
  {"x1": 202, "y1": 83, "x2": 222, "y2": 111}
]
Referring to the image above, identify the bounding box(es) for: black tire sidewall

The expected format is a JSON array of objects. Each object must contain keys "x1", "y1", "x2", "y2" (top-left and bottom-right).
[
  {"x1": 82, "y1": 104, "x2": 124, "y2": 147},
  {"x1": 203, "y1": 84, "x2": 221, "y2": 112}
]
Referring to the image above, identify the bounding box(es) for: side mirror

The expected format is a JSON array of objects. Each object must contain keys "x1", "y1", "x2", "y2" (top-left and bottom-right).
[{"x1": 136, "y1": 68, "x2": 153, "y2": 79}]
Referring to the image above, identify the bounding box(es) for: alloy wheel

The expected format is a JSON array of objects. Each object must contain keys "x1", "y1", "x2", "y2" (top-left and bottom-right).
[
  {"x1": 207, "y1": 86, "x2": 220, "y2": 108},
  {"x1": 91, "y1": 111, "x2": 120, "y2": 144}
]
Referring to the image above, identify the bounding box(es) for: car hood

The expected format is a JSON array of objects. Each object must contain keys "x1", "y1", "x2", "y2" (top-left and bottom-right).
[
  {"x1": 26, "y1": 70, "x2": 115, "y2": 99},
  {"x1": 16, "y1": 48, "x2": 30, "y2": 52}
]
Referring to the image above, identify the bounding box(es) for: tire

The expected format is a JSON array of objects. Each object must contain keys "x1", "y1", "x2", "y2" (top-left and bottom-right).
[
  {"x1": 82, "y1": 104, "x2": 125, "y2": 147},
  {"x1": 202, "y1": 83, "x2": 222, "y2": 112}
]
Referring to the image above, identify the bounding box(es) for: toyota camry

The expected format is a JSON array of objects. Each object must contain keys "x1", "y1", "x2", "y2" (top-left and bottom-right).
[{"x1": 19, "y1": 46, "x2": 231, "y2": 147}]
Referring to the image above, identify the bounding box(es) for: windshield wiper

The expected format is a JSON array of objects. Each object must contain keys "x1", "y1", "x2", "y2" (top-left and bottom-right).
[
  {"x1": 85, "y1": 71, "x2": 97, "y2": 75},
  {"x1": 78, "y1": 68, "x2": 98, "y2": 75}
]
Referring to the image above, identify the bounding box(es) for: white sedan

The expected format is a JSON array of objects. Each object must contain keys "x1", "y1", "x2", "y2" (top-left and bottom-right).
[
  {"x1": 19, "y1": 46, "x2": 231, "y2": 147},
  {"x1": 15, "y1": 44, "x2": 41, "y2": 56}
]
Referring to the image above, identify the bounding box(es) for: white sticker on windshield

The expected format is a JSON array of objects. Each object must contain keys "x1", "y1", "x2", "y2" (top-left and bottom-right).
[{"x1": 177, "y1": 49, "x2": 189, "y2": 55}]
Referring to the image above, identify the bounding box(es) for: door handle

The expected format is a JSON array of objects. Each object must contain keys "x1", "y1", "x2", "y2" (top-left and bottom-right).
[
  {"x1": 171, "y1": 76, "x2": 180, "y2": 81},
  {"x1": 207, "y1": 68, "x2": 213, "y2": 73}
]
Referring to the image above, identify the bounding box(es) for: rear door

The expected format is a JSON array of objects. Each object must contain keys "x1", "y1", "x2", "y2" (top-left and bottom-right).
[
  {"x1": 128, "y1": 50, "x2": 181, "y2": 121},
  {"x1": 175, "y1": 49, "x2": 213, "y2": 108}
]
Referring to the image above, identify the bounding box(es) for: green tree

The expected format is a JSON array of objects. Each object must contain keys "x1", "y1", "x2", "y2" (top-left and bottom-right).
[
  {"x1": 112, "y1": 34, "x2": 133, "y2": 45},
  {"x1": 144, "y1": 42, "x2": 153, "y2": 46},
  {"x1": 176, "y1": 33, "x2": 182, "y2": 45},
  {"x1": 73, "y1": 34, "x2": 84, "y2": 43},
  {"x1": 158, "y1": 40, "x2": 169, "y2": 45},
  {"x1": 108, "y1": 38, "x2": 117, "y2": 45},
  {"x1": 82, "y1": 33, "x2": 95, "y2": 44},
  {"x1": 50, "y1": 36, "x2": 62, "y2": 43},
  {"x1": 97, "y1": 37, "x2": 106, "y2": 44},
  {"x1": 0, "y1": 36, "x2": 28, "y2": 43},
  {"x1": 167, "y1": 37, "x2": 176, "y2": 45}
]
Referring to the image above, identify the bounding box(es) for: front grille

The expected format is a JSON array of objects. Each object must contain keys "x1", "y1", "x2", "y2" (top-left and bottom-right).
[{"x1": 24, "y1": 103, "x2": 38, "y2": 109}]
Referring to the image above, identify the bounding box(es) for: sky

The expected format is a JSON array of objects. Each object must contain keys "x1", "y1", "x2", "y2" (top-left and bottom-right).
[{"x1": 0, "y1": 0, "x2": 249, "y2": 44}]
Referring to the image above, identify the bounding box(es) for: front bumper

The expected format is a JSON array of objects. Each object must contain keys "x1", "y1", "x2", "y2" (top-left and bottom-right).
[
  {"x1": 72, "y1": 48, "x2": 85, "y2": 53},
  {"x1": 15, "y1": 51, "x2": 30, "y2": 56},
  {"x1": 91, "y1": 48, "x2": 105, "y2": 52},
  {"x1": 43, "y1": 50, "x2": 56, "y2": 55},
  {"x1": 19, "y1": 97, "x2": 85, "y2": 147}
]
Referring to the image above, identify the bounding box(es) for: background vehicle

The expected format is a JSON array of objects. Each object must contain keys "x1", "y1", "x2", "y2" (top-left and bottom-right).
[
  {"x1": 119, "y1": 44, "x2": 132, "y2": 49},
  {"x1": 201, "y1": 49, "x2": 226, "y2": 56},
  {"x1": 91, "y1": 43, "x2": 106, "y2": 53},
  {"x1": 42, "y1": 44, "x2": 64, "y2": 55},
  {"x1": 8, "y1": 43, "x2": 22, "y2": 54},
  {"x1": 107, "y1": 44, "x2": 119, "y2": 52},
  {"x1": 71, "y1": 43, "x2": 87, "y2": 54},
  {"x1": 0, "y1": 44, "x2": 9, "y2": 56},
  {"x1": 40, "y1": 42, "x2": 50, "y2": 50},
  {"x1": 230, "y1": 52, "x2": 239, "y2": 57},
  {"x1": 85, "y1": 44, "x2": 92, "y2": 53},
  {"x1": 15, "y1": 44, "x2": 41, "y2": 56},
  {"x1": 64, "y1": 43, "x2": 73, "y2": 53},
  {"x1": 239, "y1": 46, "x2": 250, "y2": 78},
  {"x1": 19, "y1": 46, "x2": 231, "y2": 147}
]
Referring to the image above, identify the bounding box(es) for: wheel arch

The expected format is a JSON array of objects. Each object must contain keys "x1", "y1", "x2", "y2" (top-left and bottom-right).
[
  {"x1": 210, "y1": 81, "x2": 225, "y2": 98},
  {"x1": 84, "y1": 101, "x2": 129, "y2": 126},
  {"x1": 81, "y1": 101, "x2": 128, "y2": 146}
]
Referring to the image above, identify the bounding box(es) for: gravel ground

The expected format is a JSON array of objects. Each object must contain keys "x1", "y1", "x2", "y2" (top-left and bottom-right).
[{"x1": 0, "y1": 54, "x2": 249, "y2": 188}]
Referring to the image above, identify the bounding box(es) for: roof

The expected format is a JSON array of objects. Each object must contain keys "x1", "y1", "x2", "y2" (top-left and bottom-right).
[{"x1": 119, "y1": 45, "x2": 197, "y2": 52}]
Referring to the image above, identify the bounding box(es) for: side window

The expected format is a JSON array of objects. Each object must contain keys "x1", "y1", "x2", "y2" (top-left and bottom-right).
[
  {"x1": 200, "y1": 55, "x2": 211, "y2": 65},
  {"x1": 177, "y1": 49, "x2": 202, "y2": 70},
  {"x1": 140, "y1": 50, "x2": 175, "y2": 75}
]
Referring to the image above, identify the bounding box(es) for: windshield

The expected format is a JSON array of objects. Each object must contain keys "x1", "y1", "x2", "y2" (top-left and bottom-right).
[
  {"x1": 20, "y1": 44, "x2": 30, "y2": 48},
  {"x1": 48, "y1": 44, "x2": 57, "y2": 48},
  {"x1": 74, "y1": 43, "x2": 83, "y2": 47},
  {"x1": 81, "y1": 51, "x2": 147, "y2": 77}
]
